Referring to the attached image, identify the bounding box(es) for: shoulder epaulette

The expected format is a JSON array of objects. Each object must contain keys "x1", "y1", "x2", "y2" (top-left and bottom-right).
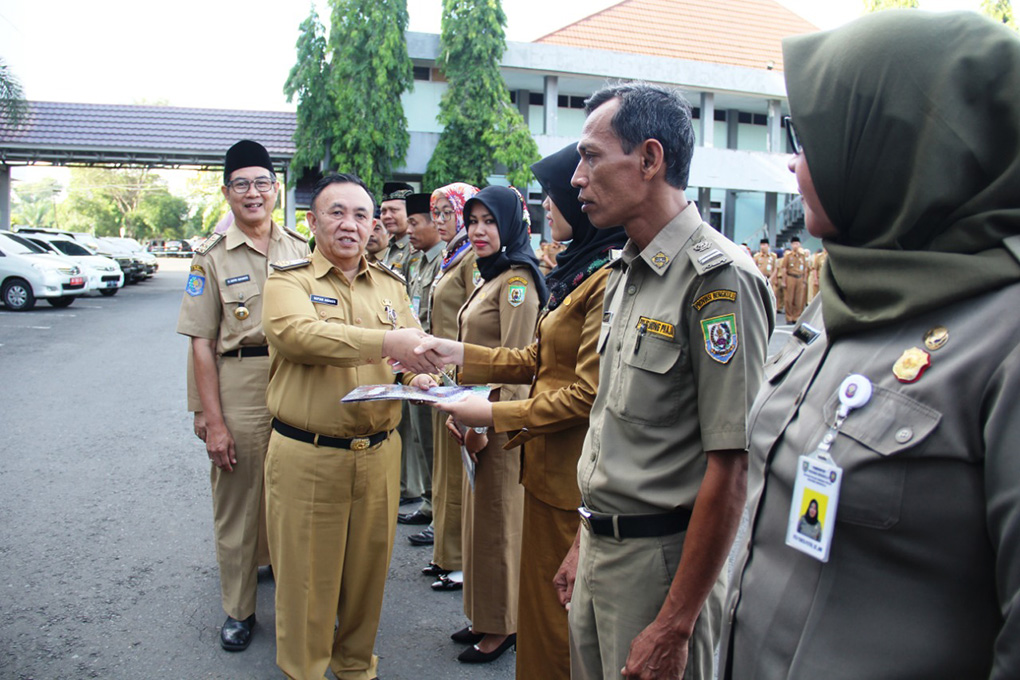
[
  {"x1": 686, "y1": 233, "x2": 733, "y2": 276},
  {"x1": 281, "y1": 225, "x2": 309, "y2": 242},
  {"x1": 270, "y1": 258, "x2": 312, "y2": 271},
  {"x1": 194, "y1": 232, "x2": 224, "y2": 255},
  {"x1": 370, "y1": 260, "x2": 407, "y2": 284}
]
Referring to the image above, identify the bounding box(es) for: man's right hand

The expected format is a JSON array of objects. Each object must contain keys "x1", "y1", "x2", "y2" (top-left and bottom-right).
[
  {"x1": 414, "y1": 336, "x2": 464, "y2": 368},
  {"x1": 382, "y1": 328, "x2": 436, "y2": 374},
  {"x1": 554, "y1": 529, "x2": 581, "y2": 608},
  {"x1": 205, "y1": 420, "x2": 237, "y2": 472}
]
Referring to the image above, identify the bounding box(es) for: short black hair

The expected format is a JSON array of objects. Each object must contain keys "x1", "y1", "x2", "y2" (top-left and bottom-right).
[
  {"x1": 310, "y1": 173, "x2": 376, "y2": 213},
  {"x1": 584, "y1": 82, "x2": 695, "y2": 189}
]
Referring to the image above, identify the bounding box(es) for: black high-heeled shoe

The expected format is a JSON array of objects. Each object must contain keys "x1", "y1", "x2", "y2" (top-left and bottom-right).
[
  {"x1": 457, "y1": 633, "x2": 516, "y2": 663},
  {"x1": 450, "y1": 625, "x2": 484, "y2": 645}
]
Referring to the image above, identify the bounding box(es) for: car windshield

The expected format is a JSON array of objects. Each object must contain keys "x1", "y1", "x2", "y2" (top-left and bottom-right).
[
  {"x1": 1, "y1": 233, "x2": 48, "y2": 255},
  {"x1": 50, "y1": 240, "x2": 92, "y2": 256}
]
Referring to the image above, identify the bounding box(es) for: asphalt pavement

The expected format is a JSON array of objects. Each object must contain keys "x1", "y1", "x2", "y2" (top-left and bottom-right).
[
  {"x1": 0, "y1": 258, "x2": 792, "y2": 680},
  {"x1": 0, "y1": 258, "x2": 514, "y2": 680}
]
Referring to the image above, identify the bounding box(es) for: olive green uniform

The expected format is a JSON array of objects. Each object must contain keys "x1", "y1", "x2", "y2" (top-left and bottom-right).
[
  {"x1": 382, "y1": 233, "x2": 416, "y2": 278},
  {"x1": 175, "y1": 221, "x2": 309, "y2": 621},
  {"x1": 570, "y1": 204, "x2": 774, "y2": 680},
  {"x1": 261, "y1": 249, "x2": 421, "y2": 680}
]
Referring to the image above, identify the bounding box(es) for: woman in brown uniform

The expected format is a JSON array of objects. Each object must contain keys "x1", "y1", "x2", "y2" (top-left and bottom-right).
[
  {"x1": 422, "y1": 144, "x2": 627, "y2": 678},
  {"x1": 421, "y1": 182, "x2": 480, "y2": 585},
  {"x1": 449, "y1": 185, "x2": 546, "y2": 663}
]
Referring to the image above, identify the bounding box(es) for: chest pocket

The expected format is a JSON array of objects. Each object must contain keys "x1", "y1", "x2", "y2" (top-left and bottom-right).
[
  {"x1": 828, "y1": 385, "x2": 942, "y2": 529},
  {"x1": 615, "y1": 334, "x2": 684, "y2": 425},
  {"x1": 218, "y1": 280, "x2": 261, "y2": 331}
]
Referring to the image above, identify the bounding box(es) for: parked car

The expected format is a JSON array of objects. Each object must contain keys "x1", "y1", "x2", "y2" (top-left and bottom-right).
[
  {"x1": 13, "y1": 228, "x2": 145, "y2": 285},
  {"x1": 0, "y1": 232, "x2": 87, "y2": 310},
  {"x1": 162, "y1": 240, "x2": 194, "y2": 257},
  {"x1": 103, "y1": 237, "x2": 158, "y2": 277},
  {"x1": 21, "y1": 234, "x2": 125, "y2": 296}
]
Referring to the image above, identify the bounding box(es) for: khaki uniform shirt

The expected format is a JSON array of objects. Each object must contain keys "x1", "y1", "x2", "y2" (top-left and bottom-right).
[
  {"x1": 262, "y1": 249, "x2": 422, "y2": 438},
  {"x1": 461, "y1": 267, "x2": 609, "y2": 510},
  {"x1": 780, "y1": 248, "x2": 809, "y2": 283},
  {"x1": 176, "y1": 221, "x2": 310, "y2": 354},
  {"x1": 406, "y1": 241, "x2": 444, "y2": 333},
  {"x1": 578, "y1": 203, "x2": 775, "y2": 515},
  {"x1": 430, "y1": 247, "x2": 479, "y2": 342},
  {"x1": 722, "y1": 283, "x2": 1020, "y2": 679},
  {"x1": 383, "y1": 233, "x2": 415, "y2": 278},
  {"x1": 753, "y1": 250, "x2": 778, "y2": 283}
]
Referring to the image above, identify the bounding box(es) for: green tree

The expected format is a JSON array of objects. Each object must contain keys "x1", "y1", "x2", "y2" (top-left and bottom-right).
[
  {"x1": 982, "y1": 0, "x2": 1016, "y2": 28},
  {"x1": 0, "y1": 57, "x2": 28, "y2": 127},
  {"x1": 863, "y1": 0, "x2": 918, "y2": 11},
  {"x1": 324, "y1": 0, "x2": 413, "y2": 194},
  {"x1": 63, "y1": 168, "x2": 187, "y2": 239},
  {"x1": 12, "y1": 178, "x2": 62, "y2": 227},
  {"x1": 284, "y1": 6, "x2": 334, "y2": 177},
  {"x1": 424, "y1": 0, "x2": 539, "y2": 190}
]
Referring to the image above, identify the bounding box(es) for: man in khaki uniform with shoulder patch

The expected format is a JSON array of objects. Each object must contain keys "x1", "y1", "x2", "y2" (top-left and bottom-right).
[
  {"x1": 553, "y1": 83, "x2": 774, "y2": 680},
  {"x1": 262, "y1": 173, "x2": 439, "y2": 680},
  {"x1": 779, "y1": 236, "x2": 809, "y2": 323},
  {"x1": 752, "y1": 238, "x2": 778, "y2": 289},
  {"x1": 380, "y1": 181, "x2": 418, "y2": 277},
  {"x1": 177, "y1": 139, "x2": 310, "y2": 652}
]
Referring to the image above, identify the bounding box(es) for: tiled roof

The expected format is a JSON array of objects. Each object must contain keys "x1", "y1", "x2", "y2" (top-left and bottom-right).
[
  {"x1": 535, "y1": 0, "x2": 819, "y2": 71},
  {"x1": 0, "y1": 101, "x2": 296, "y2": 167}
]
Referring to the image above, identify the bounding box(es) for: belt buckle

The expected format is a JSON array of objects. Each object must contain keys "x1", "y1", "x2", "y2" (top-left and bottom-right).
[
  {"x1": 578, "y1": 506, "x2": 592, "y2": 532},
  {"x1": 351, "y1": 437, "x2": 371, "y2": 451}
]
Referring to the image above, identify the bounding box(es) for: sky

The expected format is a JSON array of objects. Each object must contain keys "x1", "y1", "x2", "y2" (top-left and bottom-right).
[{"x1": 0, "y1": 0, "x2": 984, "y2": 113}]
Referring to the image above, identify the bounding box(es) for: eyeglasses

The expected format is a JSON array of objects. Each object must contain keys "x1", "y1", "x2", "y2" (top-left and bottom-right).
[
  {"x1": 226, "y1": 176, "x2": 276, "y2": 194},
  {"x1": 783, "y1": 115, "x2": 802, "y2": 155},
  {"x1": 431, "y1": 209, "x2": 456, "y2": 223}
]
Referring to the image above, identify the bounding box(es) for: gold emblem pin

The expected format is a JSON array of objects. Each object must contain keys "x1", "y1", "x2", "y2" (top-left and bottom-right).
[
  {"x1": 651, "y1": 252, "x2": 670, "y2": 268},
  {"x1": 923, "y1": 326, "x2": 948, "y2": 351},
  {"x1": 892, "y1": 347, "x2": 930, "y2": 383},
  {"x1": 234, "y1": 304, "x2": 250, "y2": 321}
]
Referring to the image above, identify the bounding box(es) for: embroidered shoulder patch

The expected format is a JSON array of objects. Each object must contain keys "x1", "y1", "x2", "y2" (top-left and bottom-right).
[
  {"x1": 701, "y1": 313, "x2": 738, "y2": 364},
  {"x1": 692, "y1": 289, "x2": 737, "y2": 311},
  {"x1": 472, "y1": 263, "x2": 482, "y2": 288},
  {"x1": 194, "y1": 233, "x2": 223, "y2": 255},
  {"x1": 507, "y1": 276, "x2": 528, "y2": 307},
  {"x1": 270, "y1": 258, "x2": 312, "y2": 271},
  {"x1": 185, "y1": 273, "x2": 205, "y2": 297}
]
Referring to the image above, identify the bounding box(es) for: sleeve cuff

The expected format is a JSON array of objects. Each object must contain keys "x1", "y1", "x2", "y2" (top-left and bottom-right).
[
  {"x1": 492, "y1": 399, "x2": 528, "y2": 434},
  {"x1": 359, "y1": 328, "x2": 387, "y2": 365},
  {"x1": 701, "y1": 428, "x2": 750, "y2": 454},
  {"x1": 460, "y1": 344, "x2": 495, "y2": 384}
]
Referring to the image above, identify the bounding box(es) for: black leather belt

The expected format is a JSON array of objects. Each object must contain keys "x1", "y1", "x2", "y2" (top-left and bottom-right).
[
  {"x1": 221, "y1": 346, "x2": 269, "y2": 358},
  {"x1": 786, "y1": 273, "x2": 802, "y2": 278},
  {"x1": 578, "y1": 506, "x2": 692, "y2": 539},
  {"x1": 272, "y1": 418, "x2": 390, "y2": 451}
]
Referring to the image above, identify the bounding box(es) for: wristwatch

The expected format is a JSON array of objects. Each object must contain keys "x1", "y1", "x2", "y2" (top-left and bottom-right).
[{"x1": 472, "y1": 427, "x2": 488, "y2": 434}]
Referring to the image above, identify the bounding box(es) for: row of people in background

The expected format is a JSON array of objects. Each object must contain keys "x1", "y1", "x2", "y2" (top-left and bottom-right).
[
  {"x1": 176, "y1": 11, "x2": 1018, "y2": 680},
  {"x1": 749, "y1": 237, "x2": 827, "y2": 324}
]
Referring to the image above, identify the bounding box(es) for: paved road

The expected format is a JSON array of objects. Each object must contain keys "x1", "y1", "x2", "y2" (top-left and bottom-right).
[{"x1": 0, "y1": 258, "x2": 514, "y2": 680}]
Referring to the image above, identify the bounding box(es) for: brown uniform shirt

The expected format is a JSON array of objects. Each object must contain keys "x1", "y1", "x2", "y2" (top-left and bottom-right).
[
  {"x1": 262, "y1": 249, "x2": 421, "y2": 438},
  {"x1": 176, "y1": 221, "x2": 309, "y2": 354},
  {"x1": 780, "y1": 248, "x2": 810, "y2": 283},
  {"x1": 430, "y1": 247, "x2": 479, "y2": 342},
  {"x1": 753, "y1": 250, "x2": 778, "y2": 283},
  {"x1": 460, "y1": 267, "x2": 609, "y2": 510}
]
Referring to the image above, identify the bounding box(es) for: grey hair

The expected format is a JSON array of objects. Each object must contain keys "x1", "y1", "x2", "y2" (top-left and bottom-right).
[{"x1": 584, "y1": 82, "x2": 696, "y2": 189}]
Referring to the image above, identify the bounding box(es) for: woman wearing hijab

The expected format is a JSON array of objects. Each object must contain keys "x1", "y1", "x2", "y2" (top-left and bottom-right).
[
  {"x1": 795, "y1": 499, "x2": 821, "y2": 542},
  {"x1": 421, "y1": 144, "x2": 627, "y2": 678},
  {"x1": 420, "y1": 182, "x2": 480, "y2": 587},
  {"x1": 439, "y1": 185, "x2": 545, "y2": 663},
  {"x1": 720, "y1": 11, "x2": 1020, "y2": 679}
]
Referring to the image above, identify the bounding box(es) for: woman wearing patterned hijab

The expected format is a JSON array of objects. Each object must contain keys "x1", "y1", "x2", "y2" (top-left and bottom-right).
[
  {"x1": 416, "y1": 183, "x2": 480, "y2": 586},
  {"x1": 721, "y1": 11, "x2": 1020, "y2": 679},
  {"x1": 421, "y1": 144, "x2": 626, "y2": 678}
]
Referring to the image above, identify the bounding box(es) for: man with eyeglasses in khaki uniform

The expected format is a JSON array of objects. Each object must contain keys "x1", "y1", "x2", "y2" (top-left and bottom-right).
[{"x1": 177, "y1": 140, "x2": 309, "y2": 652}]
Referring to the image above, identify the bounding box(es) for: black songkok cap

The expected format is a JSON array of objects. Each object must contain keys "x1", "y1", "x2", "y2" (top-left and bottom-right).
[
  {"x1": 405, "y1": 192, "x2": 432, "y2": 217},
  {"x1": 381, "y1": 182, "x2": 414, "y2": 201},
  {"x1": 760, "y1": 238, "x2": 770, "y2": 244},
  {"x1": 223, "y1": 140, "x2": 275, "y2": 184}
]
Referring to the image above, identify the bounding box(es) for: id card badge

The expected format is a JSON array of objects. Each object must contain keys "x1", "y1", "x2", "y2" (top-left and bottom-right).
[
  {"x1": 786, "y1": 455, "x2": 842, "y2": 562},
  {"x1": 411, "y1": 295, "x2": 421, "y2": 317},
  {"x1": 785, "y1": 373, "x2": 872, "y2": 563}
]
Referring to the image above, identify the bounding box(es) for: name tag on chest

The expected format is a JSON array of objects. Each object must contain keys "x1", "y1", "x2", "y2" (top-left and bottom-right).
[
  {"x1": 311, "y1": 295, "x2": 338, "y2": 306},
  {"x1": 225, "y1": 275, "x2": 251, "y2": 286},
  {"x1": 638, "y1": 316, "x2": 675, "y2": 340}
]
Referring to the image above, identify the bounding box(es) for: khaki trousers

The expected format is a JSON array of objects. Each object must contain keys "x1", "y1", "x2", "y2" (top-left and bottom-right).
[
  {"x1": 569, "y1": 528, "x2": 725, "y2": 680},
  {"x1": 431, "y1": 409, "x2": 463, "y2": 570},
  {"x1": 265, "y1": 430, "x2": 401, "y2": 680},
  {"x1": 784, "y1": 276, "x2": 807, "y2": 323},
  {"x1": 213, "y1": 355, "x2": 272, "y2": 620},
  {"x1": 517, "y1": 491, "x2": 578, "y2": 680}
]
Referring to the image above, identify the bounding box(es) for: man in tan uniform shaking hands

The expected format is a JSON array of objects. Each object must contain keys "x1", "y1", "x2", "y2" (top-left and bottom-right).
[
  {"x1": 261, "y1": 173, "x2": 438, "y2": 680},
  {"x1": 553, "y1": 83, "x2": 774, "y2": 680},
  {"x1": 177, "y1": 139, "x2": 310, "y2": 651}
]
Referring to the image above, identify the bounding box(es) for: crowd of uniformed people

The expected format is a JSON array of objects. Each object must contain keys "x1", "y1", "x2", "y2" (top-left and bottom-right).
[{"x1": 176, "y1": 10, "x2": 1019, "y2": 680}]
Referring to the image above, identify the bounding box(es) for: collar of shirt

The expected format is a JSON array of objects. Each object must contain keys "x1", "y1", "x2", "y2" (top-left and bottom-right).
[
  {"x1": 311, "y1": 248, "x2": 369, "y2": 283},
  {"x1": 224, "y1": 220, "x2": 282, "y2": 251},
  {"x1": 621, "y1": 202, "x2": 703, "y2": 276},
  {"x1": 421, "y1": 241, "x2": 444, "y2": 263},
  {"x1": 390, "y1": 234, "x2": 410, "y2": 250}
]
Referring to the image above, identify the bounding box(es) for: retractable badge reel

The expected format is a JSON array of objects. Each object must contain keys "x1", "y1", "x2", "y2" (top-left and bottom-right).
[{"x1": 785, "y1": 374, "x2": 872, "y2": 562}]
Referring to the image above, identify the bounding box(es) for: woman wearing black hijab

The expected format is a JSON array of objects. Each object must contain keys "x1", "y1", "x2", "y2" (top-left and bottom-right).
[
  {"x1": 720, "y1": 11, "x2": 1020, "y2": 679},
  {"x1": 423, "y1": 144, "x2": 628, "y2": 677}
]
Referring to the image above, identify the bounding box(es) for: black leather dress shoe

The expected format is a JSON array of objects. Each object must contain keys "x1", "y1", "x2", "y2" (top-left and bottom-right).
[
  {"x1": 457, "y1": 634, "x2": 516, "y2": 663},
  {"x1": 407, "y1": 527, "x2": 434, "y2": 546},
  {"x1": 220, "y1": 614, "x2": 255, "y2": 651},
  {"x1": 432, "y1": 574, "x2": 463, "y2": 591},
  {"x1": 397, "y1": 509, "x2": 432, "y2": 525},
  {"x1": 422, "y1": 562, "x2": 450, "y2": 577},
  {"x1": 450, "y1": 625, "x2": 485, "y2": 645},
  {"x1": 399, "y1": 496, "x2": 422, "y2": 506}
]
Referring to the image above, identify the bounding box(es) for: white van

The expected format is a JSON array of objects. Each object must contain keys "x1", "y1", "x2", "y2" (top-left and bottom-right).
[{"x1": 0, "y1": 232, "x2": 87, "y2": 310}]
